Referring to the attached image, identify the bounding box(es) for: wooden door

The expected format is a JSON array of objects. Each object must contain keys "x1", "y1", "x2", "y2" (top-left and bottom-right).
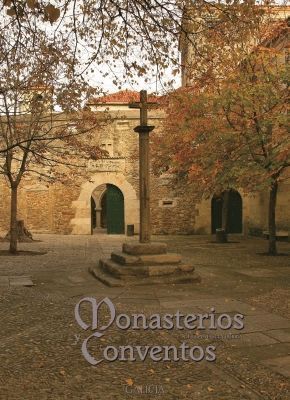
[{"x1": 106, "y1": 184, "x2": 125, "y2": 234}]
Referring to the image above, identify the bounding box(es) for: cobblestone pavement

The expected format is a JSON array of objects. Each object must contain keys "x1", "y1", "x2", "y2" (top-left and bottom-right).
[{"x1": 0, "y1": 234, "x2": 290, "y2": 400}]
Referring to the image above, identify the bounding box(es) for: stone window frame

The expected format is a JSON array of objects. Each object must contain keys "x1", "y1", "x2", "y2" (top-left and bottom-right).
[{"x1": 158, "y1": 199, "x2": 177, "y2": 208}]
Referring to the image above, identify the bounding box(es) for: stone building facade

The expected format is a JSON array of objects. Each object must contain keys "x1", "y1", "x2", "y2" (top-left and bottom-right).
[
  {"x1": 0, "y1": 88, "x2": 289, "y2": 237},
  {"x1": 0, "y1": 91, "x2": 200, "y2": 236}
]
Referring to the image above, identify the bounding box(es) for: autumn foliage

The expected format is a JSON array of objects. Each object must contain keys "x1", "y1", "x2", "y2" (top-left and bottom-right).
[{"x1": 153, "y1": 17, "x2": 289, "y2": 254}]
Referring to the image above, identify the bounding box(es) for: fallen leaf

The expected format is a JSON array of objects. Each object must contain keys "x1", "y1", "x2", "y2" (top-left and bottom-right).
[
  {"x1": 125, "y1": 378, "x2": 134, "y2": 386},
  {"x1": 279, "y1": 383, "x2": 287, "y2": 388},
  {"x1": 207, "y1": 387, "x2": 214, "y2": 392}
]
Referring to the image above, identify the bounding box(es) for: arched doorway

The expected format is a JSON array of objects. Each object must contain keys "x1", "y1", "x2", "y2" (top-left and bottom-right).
[
  {"x1": 211, "y1": 190, "x2": 243, "y2": 234},
  {"x1": 71, "y1": 172, "x2": 138, "y2": 235},
  {"x1": 91, "y1": 184, "x2": 125, "y2": 234}
]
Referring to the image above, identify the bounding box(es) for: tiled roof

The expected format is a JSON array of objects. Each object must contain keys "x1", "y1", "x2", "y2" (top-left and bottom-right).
[{"x1": 89, "y1": 90, "x2": 159, "y2": 104}]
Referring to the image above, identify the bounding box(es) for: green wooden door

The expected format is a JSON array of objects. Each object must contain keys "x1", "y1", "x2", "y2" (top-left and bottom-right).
[
  {"x1": 228, "y1": 190, "x2": 243, "y2": 233},
  {"x1": 106, "y1": 184, "x2": 125, "y2": 234}
]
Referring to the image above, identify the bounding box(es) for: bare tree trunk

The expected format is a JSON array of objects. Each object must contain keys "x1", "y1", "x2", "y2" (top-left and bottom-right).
[
  {"x1": 222, "y1": 190, "x2": 230, "y2": 233},
  {"x1": 268, "y1": 180, "x2": 278, "y2": 256},
  {"x1": 9, "y1": 184, "x2": 18, "y2": 254}
]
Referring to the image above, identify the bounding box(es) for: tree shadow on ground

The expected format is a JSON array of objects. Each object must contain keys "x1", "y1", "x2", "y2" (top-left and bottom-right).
[
  {"x1": 208, "y1": 241, "x2": 240, "y2": 244},
  {"x1": 0, "y1": 250, "x2": 47, "y2": 256},
  {"x1": 257, "y1": 252, "x2": 290, "y2": 257},
  {"x1": 0, "y1": 237, "x2": 42, "y2": 243}
]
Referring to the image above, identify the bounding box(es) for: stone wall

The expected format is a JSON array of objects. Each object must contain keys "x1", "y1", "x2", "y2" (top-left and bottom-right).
[
  {"x1": 193, "y1": 185, "x2": 290, "y2": 236},
  {"x1": 276, "y1": 181, "x2": 290, "y2": 231},
  {"x1": 1, "y1": 174, "x2": 289, "y2": 237},
  {"x1": 0, "y1": 180, "x2": 81, "y2": 234},
  {"x1": 0, "y1": 182, "x2": 11, "y2": 232},
  {"x1": 151, "y1": 174, "x2": 197, "y2": 234},
  {"x1": 0, "y1": 106, "x2": 289, "y2": 237}
]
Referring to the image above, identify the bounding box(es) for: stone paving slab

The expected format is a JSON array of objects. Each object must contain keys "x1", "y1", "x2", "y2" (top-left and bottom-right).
[
  {"x1": 235, "y1": 342, "x2": 290, "y2": 361},
  {"x1": 236, "y1": 269, "x2": 280, "y2": 278},
  {"x1": 262, "y1": 355, "x2": 290, "y2": 378},
  {"x1": 9, "y1": 276, "x2": 34, "y2": 287},
  {"x1": 0, "y1": 275, "x2": 9, "y2": 286},
  {"x1": 67, "y1": 274, "x2": 87, "y2": 284},
  {"x1": 159, "y1": 299, "x2": 216, "y2": 308},
  {"x1": 0, "y1": 275, "x2": 34, "y2": 287},
  {"x1": 225, "y1": 332, "x2": 278, "y2": 348},
  {"x1": 114, "y1": 298, "x2": 161, "y2": 308},
  {"x1": 159, "y1": 298, "x2": 262, "y2": 315},
  {"x1": 116, "y1": 289, "x2": 157, "y2": 299},
  {"x1": 242, "y1": 314, "x2": 290, "y2": 333},
  {"x1": 192, "y1": 313, "x2": 290, "y2": 336},
  {"x1": 264, "y1": 329, "x2": 290, "y2": 343}
]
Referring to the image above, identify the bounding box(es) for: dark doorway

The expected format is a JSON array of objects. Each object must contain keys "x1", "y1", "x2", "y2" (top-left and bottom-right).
[
  {"x1": 91, "y1": 197, "x2": 97, "y2": 230},
  {"x1": 211, "y1": 190, "x2": 243, "y2": 234},
  {"x1": 100, "y1": 191, "x2": 107, "y2": 228},
  {"x1": 211, "y1": 196, "x2": 223, "y2": 234},
  {"x1": 91, "y1": 184, "x2": 125, "y2": 234},
  {"x1": 106, "y1": 184, "x2": 124, "y2": 234}
]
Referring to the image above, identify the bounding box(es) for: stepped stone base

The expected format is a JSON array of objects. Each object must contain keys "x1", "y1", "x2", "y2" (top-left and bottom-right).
[
  {"x1": 90, "y1": 241, "x2": 201, "y2": 287},
  {"x1": 111, "y1": 252, "x2": 182, "y2": 266},
  {"x1": 122, "y1": 242, "x2": 167, "y2": 255}
]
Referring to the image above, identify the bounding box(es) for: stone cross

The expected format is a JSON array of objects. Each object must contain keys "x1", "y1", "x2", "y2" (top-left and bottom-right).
[{"x1": 129, "y1": 90, "x2": 156, "y2": 243}]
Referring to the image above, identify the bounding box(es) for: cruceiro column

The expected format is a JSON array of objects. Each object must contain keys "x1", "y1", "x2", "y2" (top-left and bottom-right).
[
  {"x1": 90, "y1": 90, "x2": 201, "y2": 287},
  {"x1": 131, "y1": 90, "x2": 154, "y2": 243}
]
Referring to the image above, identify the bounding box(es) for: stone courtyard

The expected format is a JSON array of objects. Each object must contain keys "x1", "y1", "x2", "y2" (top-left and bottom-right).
[{"x1": 0, "y1": 233, "x2": 290, "y2": 399}]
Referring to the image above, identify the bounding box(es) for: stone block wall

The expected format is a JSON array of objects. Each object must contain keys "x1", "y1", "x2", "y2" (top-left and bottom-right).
[
  {"x1": 0, "y1": 180, "x2": 82, "y2": 234},
  {"x1": 151, "y1": 175, "x2": 197, "y2": 234},
  {"x1": 0, "y1": 182, "x2": 11, "y2": 232},
  {"x1": 276, "y1": 182, "x2": 290, "y2": 231},
  {"x1": 0, "y1": 173, "x2": 289, "y2": 236},
  {"x1": 0, "y1": 106, "x2": 289, "y2": 236}
]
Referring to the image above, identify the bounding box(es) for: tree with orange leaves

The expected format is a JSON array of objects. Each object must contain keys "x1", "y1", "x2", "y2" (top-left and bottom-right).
[{"x1": 153, "y1": 46, "x2": 289, "y2": 255}]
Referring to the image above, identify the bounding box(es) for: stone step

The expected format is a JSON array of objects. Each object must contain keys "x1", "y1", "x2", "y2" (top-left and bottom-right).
[
  {"x1": 99, "y1": 259, "x2": 147, "y2": 278},
  {"x1": 90, "y1": 264, "x2": 201, "y2": 287},
  {"x1": 122, "y1": 242, "x2": 167, "y2": 255},
  {"x1": 99, "y1": 259, "x2": 195, "y2": 278},
  {"x1": 111, "y1": 252, "x2": 182, "y2": 266},
  {"x1": 9, "y1": 276, "x2": 34, "y2": 287},
  {"x1": 89, "y1": 266, "x2": 124, "y2": 287}
]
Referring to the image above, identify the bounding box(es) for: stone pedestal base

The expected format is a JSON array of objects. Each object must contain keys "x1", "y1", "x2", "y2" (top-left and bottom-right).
[{"x1": 90, "y1": 242, "x2": 201, "y2": 287}]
